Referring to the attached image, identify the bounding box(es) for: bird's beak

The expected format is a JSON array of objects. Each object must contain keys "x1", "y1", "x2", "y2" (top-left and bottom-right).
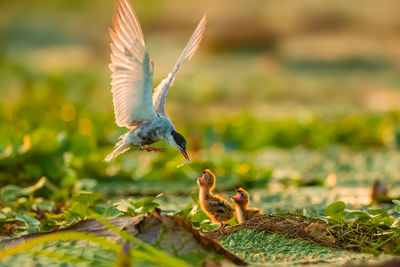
[
  {"x1": 177, "y1": 149, "x2": 190, "y2": 167},
  {"x1": 180, "y1": 149, "x2": 190, "y2": 162}
]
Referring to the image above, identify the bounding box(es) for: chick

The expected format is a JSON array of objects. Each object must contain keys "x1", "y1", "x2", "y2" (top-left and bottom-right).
[
  {"x1": 197, "y1": 169, "x2": 235, "y2": 229},
  {"x1": 231, "y1": 188, "x2": 262, "y2": 223}
]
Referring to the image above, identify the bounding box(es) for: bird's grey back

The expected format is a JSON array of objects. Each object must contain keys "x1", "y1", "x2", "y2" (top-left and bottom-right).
[{"x1": 130, "y1": 116, "x2": 174, "y2": 145}]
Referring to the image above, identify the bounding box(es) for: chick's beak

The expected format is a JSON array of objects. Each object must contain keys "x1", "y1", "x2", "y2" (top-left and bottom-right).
[{"x1": 231, "y1": 193, "x2": 240, "y2": 202}]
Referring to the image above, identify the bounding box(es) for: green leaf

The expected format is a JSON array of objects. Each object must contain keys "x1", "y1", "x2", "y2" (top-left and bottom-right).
[
  {"x1": 368, "y1": 208, "x2": 389, "y2": 217},
  {"x1": 176, "y1": 205, "x2": 193, "y2": 219},
  {"x1": 92, "y1": 203, "x2": 121, "y2": 217},
  {"x1": 15, "y1": 214, "x2": 40, "y2": 233},
  {"x1": 324, "y1": 201, "x2": 346, "y2": 216},
  {"x1": 103, "y1": 205, "x2": 121, "y2": 217},
  {"x1": 346, "y1": 210, "x2": 370, "y2": 216},
  {"x1": 135, "y1": 203, "x2": 159, "y2": 214},
  {"x1": 0, "y1": 185, "x2": 24, "y2": 202},
  {"x1": 117, "y1": 199, "x2": 136, "y2": 214},
  {"x1": 324, "y1": 201, "x2": 346, "y2": 222},
  {"x1": 133, "y1": 194, "x2": 163, "y2": 209},
  {"x1": 68, "y1": 203, "x2": 89, "y2": 219},
  {"x1": 393, "y1": 199, "x2": 400, "y2": 206},
  {"x1": 36, "y1": 201, "x2": 55, "y2": 211},
  {"x1": 71, "y1": 192, "x2": 101, "y2": 205},
  {"x1": 190, "y1": 192, "x2": 199, "y2": 205},
  {"x1": 191, "y1": 210, "x2": 209, "y2": 223}
]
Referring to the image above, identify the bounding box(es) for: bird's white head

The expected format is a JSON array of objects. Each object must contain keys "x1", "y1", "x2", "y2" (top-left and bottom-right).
[{"x1": 166, "y1": 130, "x2": 190, "y2": 163}]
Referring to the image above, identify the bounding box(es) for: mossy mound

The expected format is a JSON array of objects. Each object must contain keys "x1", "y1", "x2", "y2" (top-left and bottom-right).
[
  {"x1": 204, "y1": 213, "x2": 400, "y2": 255},
  {"x1": 219, "y1": 229, "x2": 400, "y2": 266}
]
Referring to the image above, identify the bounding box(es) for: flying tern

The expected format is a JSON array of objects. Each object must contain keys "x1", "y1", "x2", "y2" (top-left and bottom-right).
[{"x1": 104, "y1": 0, "x2": 207, "y2": 166}]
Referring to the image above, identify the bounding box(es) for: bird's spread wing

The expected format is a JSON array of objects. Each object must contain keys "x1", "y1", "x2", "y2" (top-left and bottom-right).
[
  {"x1": 109, "y1": 0, "x2": 156, "y2": 128},
  {"x1": 152, "y1": 14, "x2": 207, "y2": 116}
]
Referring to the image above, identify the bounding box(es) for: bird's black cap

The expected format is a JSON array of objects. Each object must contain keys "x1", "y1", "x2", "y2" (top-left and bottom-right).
[{"x1": 171, "y1": 130, "x2": 186, "y2": 150}]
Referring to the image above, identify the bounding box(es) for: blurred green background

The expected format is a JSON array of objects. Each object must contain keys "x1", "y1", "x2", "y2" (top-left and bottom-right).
[{"x1": 1, "y1": 0, "x2": 400, "y2": 211}]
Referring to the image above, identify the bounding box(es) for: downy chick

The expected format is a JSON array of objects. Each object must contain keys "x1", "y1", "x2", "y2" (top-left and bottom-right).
[
  {"x1": 197, "y1": 169, "x2": 234, "y2": 229},
  {"x1": 231, "y1": 188, "x2": 262, "y2": 223}
]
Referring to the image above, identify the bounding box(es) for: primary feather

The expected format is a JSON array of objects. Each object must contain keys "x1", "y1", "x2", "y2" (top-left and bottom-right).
[
  {"x1": 153, "y1": 14, "x2": 207, "y2": 116},
  {"x1": 109, "y1": 0, "x2": 156, "y2": 128}
]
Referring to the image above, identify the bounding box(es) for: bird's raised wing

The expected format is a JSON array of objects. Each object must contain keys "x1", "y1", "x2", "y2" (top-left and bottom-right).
[
  {"x1": 153, "y1": 14, "x2": 207, "y2": 116},
  {"x1": 109, "y1": 0, "x2": 156, "y2": 128}
]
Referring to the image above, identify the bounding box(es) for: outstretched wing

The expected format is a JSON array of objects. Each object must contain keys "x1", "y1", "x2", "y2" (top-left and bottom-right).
[
  {"x1": 152, "y1": 14, "x2": 207, "y2": 116},
  {"x1": 109, "y1": 0, "x2": 156, "y2": 128}
]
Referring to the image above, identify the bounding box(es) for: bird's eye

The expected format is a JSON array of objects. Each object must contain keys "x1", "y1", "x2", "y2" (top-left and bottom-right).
[{"x1": 239, "y1": 192, "x2": 244, "y2": 197}]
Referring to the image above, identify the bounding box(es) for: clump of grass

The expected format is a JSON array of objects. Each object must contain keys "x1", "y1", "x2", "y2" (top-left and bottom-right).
[{"x1": 203, "y1": 201, "x2": 400, "y2": 256}]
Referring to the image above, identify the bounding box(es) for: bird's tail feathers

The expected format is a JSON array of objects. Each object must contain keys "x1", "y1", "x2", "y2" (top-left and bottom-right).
[
  {"x1": 104, "y1": 143, "x2": 131, "y2": 162},
  {"x1": 105, "y1": 133, "x2": 131, "y2": 162},
  {"x1": 118, "y1": 132, "x2": 128, "y2": 141}
]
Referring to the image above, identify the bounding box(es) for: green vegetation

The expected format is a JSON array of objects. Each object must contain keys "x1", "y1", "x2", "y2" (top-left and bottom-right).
[{"x1": 2, "y1": 0, "x2": 400, "y2": 265}]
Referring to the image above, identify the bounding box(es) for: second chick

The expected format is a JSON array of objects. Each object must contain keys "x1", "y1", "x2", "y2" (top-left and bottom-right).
[
  {"x1": 197, "y1": 169, "x2": 234, "y2": 230},
  {"x1": 231, "y1": 188, "x2": 263, "y2": 223}
]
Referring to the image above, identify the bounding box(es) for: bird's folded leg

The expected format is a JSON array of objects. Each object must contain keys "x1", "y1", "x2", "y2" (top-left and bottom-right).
[
  {"x1": 139, "y1": 145, "x2": 165, "y2": 152},
  {"x1": 148, "y1": 146, "x2": 165, "y2": 152}
]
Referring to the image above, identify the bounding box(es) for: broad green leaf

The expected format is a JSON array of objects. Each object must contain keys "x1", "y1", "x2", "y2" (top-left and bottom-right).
[
  {"x1": 102, "y1": 205, "x2": 121, "y2": 217},
  {"x1": 15, "y1": 214, "x2": 40, "y2": 233},
  {"x1": 324, "y1": 201, "x2": 346, "y2": 222},
  {"x1": 368, "y1": 208, "x2": 389, "y2": 217},
  {"x1": 68, "y1": 203, "x2": 89, "y2": 219},
  {"x1": 92, "y1": 203, "x2": 121, "y2": 217},
  {"x1": 36, "y1": 201, "x2": 55, "y2": 211},
  {"x1": 346, "y1": 210, "x2": 371, "y2": 222},
  {"x1": 135, "y1": 203, "x2": 159, "y2": 214},
  {"x1": 324, "y1": 201, "x2": 346, "y2": 216},
  {"x1": 191, "y1": 210, "x2": 209, "y2": 223},
  {"x1": 0, "y1": 185, "x2": 24, "y2": 202},
  {"x1": 71, "y1": 192, "x2": 101, "y2": 205},
  {"x1": 176, "y1": 205, "x2": 193, "y2": 218},
  {"x1": 133, "y1": 194, "x2": 163, "y2": 209},
  {"x1": 190, "y1": 192, "x2": 199, "y2": 205}
]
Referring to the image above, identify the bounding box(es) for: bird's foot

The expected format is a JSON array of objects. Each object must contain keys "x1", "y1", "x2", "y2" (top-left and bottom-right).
[{"x1": 140, "y1": 145, "x2": 165, "y2": 152}]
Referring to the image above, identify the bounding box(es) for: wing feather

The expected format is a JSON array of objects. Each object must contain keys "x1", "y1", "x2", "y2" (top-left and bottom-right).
[
  {"x1": 152, "y1": 14, "x2": 207, "y2": 116},
  {"x1": 109, "y1": 0, "x2": 156, "y2": 128}
]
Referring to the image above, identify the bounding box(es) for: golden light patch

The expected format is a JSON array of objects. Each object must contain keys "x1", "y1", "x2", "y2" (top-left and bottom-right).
[
  {"x1": 210, "y1": 142, "x2": 225, "y2": 155},
  {"x1": 20, "y1": 135, "x2": 31, "y2": 153},
  {"x1": 60, "y1": 104, "x2": 76, "y2": 122},
  {"x1": 325, "y1": 173, "x2": 337, "y2": 188},
  {"x1": 78, "y1": 118, "x2": 93, "y2": 135},
  {"x1": 236, "y1": 163, "x2": 250, "y2": 176}
]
